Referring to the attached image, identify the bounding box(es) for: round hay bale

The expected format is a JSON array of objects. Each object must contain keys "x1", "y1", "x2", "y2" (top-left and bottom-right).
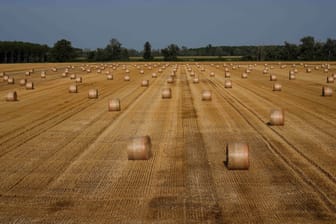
[
  {"x1": 124, "y1": 75, "x2": 130, "y2": 81},
  {"x1": 70, "y1": 74, "x2": 76, "y2": 79},
  {"x1": 210, "y1": 72, "x2": 215, "y2": 77},
  {"x1": 75, "y1": 77, "x2": 82, "y2": 83},
  {"x1": 152, "y1": 73, "x2": 157, "y2": 78},
  {"x1": 333, "y1": 73, "x2": 336, "y2": 79},
  {"x1": 190, "y1": 71, "x2": 195, "y2": 76},
  {"x1": 7, "y1": 77, "x2": 15, "y2": 84},
  {"x1": 193, "y1": 77, "x2": 199, "y2": 83},
  {"x1": 140, "y1": 70, "x2": 144, "y2": 74},
  {"x1": 161, "y1": 88, "x2": 172, "y2": 99},
  {"x1": 324, "y1": 69, "x2": 329, "y2": 73},
  {"x1": 326, "y1": 76, "x2": 334, "y2": 83},
  {"x1": 0, "y1": 72, "x2": 5, "y2": 77},
  {"x1": 263, "y1": 69, "x2": 268, "y2": 74},
  {"x1": 226, "y1": 143, "x2": 249, "y2": 170},
  {"x1": 5, "y1": 91, "x2": 17, "y2": 101},
  {"x1": 25, "y1": 82, "x2": 34, "y2": 90},
  {"x1": 25, "y1": 71, "x2": 31, "y2": 76},
  {"x1": 40, "y1": 72, "x2": 46, "y2": 79},
  {"x1": 19, "y1": 79, "x2": 27, "y2": 86},
  {"x1": 125, "y1": 69, "x2": 130, "y2": 73},
  {"x1": 62, "y1": 72, "x2": 68, "y2": 78},
  {"x1": 270, "y1": 109, "x2": 284, "y2": 126},
  {"x1": 322, "y1": 86, "x2": 333, "y2": 96},
  {"x1": 315, "y1": 66, "x2": 320, "y2": 70},
  {"x1": 289, "y1": 72, "x2": 296, "y2": 80},
  {"x1": 201, "y1": 90, "x2": 212, "y2": 101},
  {"x1": 127, "y1": 135, "x2": 152, "y2": 160},
  {"x1": 306, "y1": 68, "x2": 312, "y2": 73},
  {"x1": 69, "y1": 85, "x2": 77, "y2": 93},
  {"x1": 141, "y1": 80, "x2": 149, "y2": 87},
  {"x1": 270, "y1": 74, "x2": 277, "y2": 81},
  {"x1": 88, "y1": 89, "x2": 98, "y2": 98},
  {"x1": 3, "y1": 75, "x2": 9, "y2": 81},
  {"x1": 107, "y1": 74, "x2": 113, "y2": 80},
  {"x1": 272, "y1": 83, "x2": 282, "y2": 91},
  {"x1": 293, "y1": 68, "x2": 298, "y2": 73},
  {"x1": 225, "y1": 80, "x2": 232, "y2": 88},
  {"x1": 52, "y1": 67, "x2": 57, "y2": 72},
  {"x1": 167, "y1": 77, "x2": 174, "y2": 84},
  {"x1": 108, "y1": 98, "x2": 121, "y2": 111},
  {"x1": 241, "y1": 73, "x2": 248, "y2": 79},
  {"x1": 225, "y1": 72, "x2": 231, "y2": 78}
]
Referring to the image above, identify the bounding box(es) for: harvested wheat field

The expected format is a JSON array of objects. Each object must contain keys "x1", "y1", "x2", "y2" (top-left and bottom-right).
[{"x1": 0, "y1": 62, "x2": 335, "y2": 223}]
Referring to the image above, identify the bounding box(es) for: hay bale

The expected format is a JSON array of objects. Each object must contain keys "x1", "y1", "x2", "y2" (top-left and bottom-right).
[
  {"x1": 108, "y1": 98, "x2": 121, "y2": 111},
  {"x1": 7, "y1": 77, "x2": 15, "y2": 84},
  {"x1": 241, "y1": 73, "x2": 248, "y2": 79},
  {"x1": 161, "y1": 88, "x2": 172, "y2": 99},
  {"x1": 225, "y1": 72, "x2": 231, "y2": 78},
  {"x1": 124, "y1": 75, "x2": 131, "y2": 81},
  {"x1": 270, "y1": 74, "x2": 277, "y2": 81},
  {"x1": 0, "y1": 72, "x2": 5, "y2": 77},
  {"x1": 152, "y1": 73, "x2": 157, "y2": 78},
  {"x1": 26, "y1": 82, "x2": 34, "y2": 90},
  {"x1": 210, "y1": 72, "x2": 215, "y2": 77},
  {"x1": 289, "y1": 71, "x2": 296, "y2": 80},
  {"x1": 141, "y1": 80, "x2": 149, "y2": 87},
  {"x1": 306, "y1": 68, "x2": 312, "y2": 73},
  {"x1": 75, "y1": 77, "x2": 82, "y2": 83},
  {"x1": 3, "y1": 75, "x2": 9, "y2": 81},
  {"x1": 107, "y1": 74, "x2": 113, "y2": 80},
  {"x1": 201, "y1": 90, "x2": 212, "y2": 101},
  {"x1": 19, "y1": 79, "x2": 27, "y2": 86},
  {"x1": 69, "y1": 85, "x2": 78, "y2": 93},
  {"x1": 322, "y1": 86, "x2": 333, "y2": 96},
  {"x1": 193, "y1": 77, "x2": 199, "y2": 83},
  {"x1": 272, "y1": 83, "x2": 282, "y2": 91},
  {"x1": 25, "y1": 71, "x2": 31, "y2": 76},
  {"x1": 88, "y1": 89, "x2": 98, "y2": 98},
  {"x1": 70, "y1": 74, "x2": 76, "y2": 79},
  {"x1": 127, "y1": 135, "x2": 152, "y2": 160},
  {"x1": 167, "y1": 77, "x2": 174, "y2": 84},
  {"x1": 326, "y1": 76, "x2": 334, "y2": 83},
  {"x1": 5, "y1": 91, "x2": 17, "y2": 101},
  {"x1": 225, "y1": 80, "x2": 232, "y2": 88},
  {"x1": 226, "y1": 143, "x2": 249, "y2": 170},
  {"x1": 270, "y1": 109, "x2": 284, "y2": 126}
]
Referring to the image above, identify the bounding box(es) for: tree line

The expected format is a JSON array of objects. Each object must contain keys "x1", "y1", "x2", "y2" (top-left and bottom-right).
[{"x1": 1, "y1": 36, "x2": 335, "y2": 63}]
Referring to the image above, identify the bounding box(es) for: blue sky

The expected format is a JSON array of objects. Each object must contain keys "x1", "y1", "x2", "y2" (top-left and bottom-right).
[{"x1": 0, "y1": 0, "x2": 335, "y2": 50}]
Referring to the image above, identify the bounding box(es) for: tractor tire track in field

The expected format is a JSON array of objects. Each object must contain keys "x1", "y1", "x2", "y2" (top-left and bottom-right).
[{"x1": 180, "y1": 67, "x2": 223, "y2": 223}]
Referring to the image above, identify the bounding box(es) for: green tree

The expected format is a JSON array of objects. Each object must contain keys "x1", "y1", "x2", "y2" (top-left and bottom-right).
[
  {"x1": 162, "y1": 44, "x2": 180, "y2": 61},
  {"x1": 105, "y1": 38, "x2": 122, "y2": 60},
  {"x1": 143, "y1": 41, "x2": 153, "y2": 60},
  {"x1": 324, "y1": 38, "x2": 336, "y2": 60},
  {"x1": 300, "y1": 36, "x2": 315, "y2": 60},
  {"x1": 50, "y1": 39, "x2": 75, "y2": 62}
]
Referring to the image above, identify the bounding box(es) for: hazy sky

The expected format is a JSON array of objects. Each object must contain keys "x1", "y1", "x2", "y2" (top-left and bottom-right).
[{"x1": 0, "y1": 0, "x2": 335, "y2": 50}]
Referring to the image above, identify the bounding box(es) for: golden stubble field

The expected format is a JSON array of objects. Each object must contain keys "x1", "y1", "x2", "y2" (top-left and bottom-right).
[{"x1": 0, "y1": 61, "x2": 335, "y2": 224}]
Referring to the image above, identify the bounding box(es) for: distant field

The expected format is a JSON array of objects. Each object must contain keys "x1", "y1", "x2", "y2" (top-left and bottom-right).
[
  {"x1": 129, "y1": 55, "x2": 243, "y2": 61},
  {"x1": 0, "y1": 62, "x2": 336, "y2": 223}
]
